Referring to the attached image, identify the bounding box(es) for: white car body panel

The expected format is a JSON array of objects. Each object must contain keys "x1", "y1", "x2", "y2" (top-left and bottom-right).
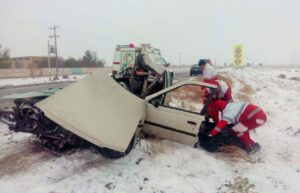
[
  {"x1": 37, "y1": 72, "x2": 146, "y2": 152},
  {"x1": 144, "y1": 104, "x2": 203, "y2": 147}
]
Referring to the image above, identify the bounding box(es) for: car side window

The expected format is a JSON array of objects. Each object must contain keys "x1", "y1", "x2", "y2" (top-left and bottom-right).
[{"x1": 162, "y1": 85, "x2": 206, "y2": 113}]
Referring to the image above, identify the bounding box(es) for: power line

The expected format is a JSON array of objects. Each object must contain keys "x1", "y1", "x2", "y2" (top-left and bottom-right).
[
  {"x1": 178, "y1": 52, "x2": 182, "y2": 65},
  {"x1": 0, "y1": 16, "x2": 116, "y2": 53},
  {"x1": 0, "y1": 16, "x2": 51, "y2": 26},
  {"x1": 0, "y1": 16, "x2": 113, "y2": 40},
  {"x1": 0, "y1": 16, "x2": 116, "y2": 60},
  {"x1": 290, "y1": 54, "x2": 296, "y2": 65}
]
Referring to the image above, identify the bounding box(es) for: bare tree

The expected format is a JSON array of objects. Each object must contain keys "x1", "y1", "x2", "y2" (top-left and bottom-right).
[
  {"x1": 64, "y1": 57, "x2": 79, "y2": 67},
  {"x1": 1, "y1": 48, "x2": 10, "y2": 59},
  {"x1": 0, "y1": 44, "x2": 10, "y2": 59},
  {"x1": 80, "y1": 50, "x2": 104, "y2": 67},
  {"x1": 0, "y1": 44, "x2": 11, "y2": 68}
]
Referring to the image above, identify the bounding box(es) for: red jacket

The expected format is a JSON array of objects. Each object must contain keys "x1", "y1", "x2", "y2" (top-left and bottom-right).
[{"x1": 203, "y1": 77, "x2": 233, "y2": 103}]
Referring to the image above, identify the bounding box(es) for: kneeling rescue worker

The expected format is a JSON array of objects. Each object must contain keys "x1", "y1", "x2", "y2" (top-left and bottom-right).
[{"x1": 208, "y1": 100, "x2": 267, "y2": 153}]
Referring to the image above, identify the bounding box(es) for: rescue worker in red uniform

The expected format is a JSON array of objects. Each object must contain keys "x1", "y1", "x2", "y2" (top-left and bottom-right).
[
  {"x1": 201, "y1": 65, "x2": 233, "y2": 123},
  {"x1": 207, "y1": 100, "x2": 267, "y2": 153},
  {"x1": 202, "y1": 66, "x2": 233, "y2": 103}
]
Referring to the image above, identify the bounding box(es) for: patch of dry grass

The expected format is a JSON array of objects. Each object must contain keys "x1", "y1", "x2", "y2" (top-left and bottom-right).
[
  {"x1": 236, "y1": 93, "x2": 252, "y2": 102},
  {"x1": 240, "y1": 84, "x2": 255, "y2": 95},
  {"x1": 219, "y1": 73, "x2": 234, "y2": 87},
  {"x1": 235, "y1": 78, "x2": 255, "y2": 102},
  {"x1": 216, "y1": 146, "x2": 246, "y2": 162},
  {"x1": 216, "y1": 145, "x2": 263, "y2": 164},
  {"x1": 168, "y1": 85, "x2": 204, "y2": 102},
  {"x1": 194, "y1": 76, "x2": 204, "y2": 82},
  {"x1": 218, "y1": 176, "x2": 257, "y2": 193},
  {"x1": 170, "y1": 74, "x2": 235, "y2": 105},
  {"x1": 0, "y1": 141, "x2": 53, "y2": 178},
  {"x1": 168, "y1": 73, "x2": 256, "y2": 110}
]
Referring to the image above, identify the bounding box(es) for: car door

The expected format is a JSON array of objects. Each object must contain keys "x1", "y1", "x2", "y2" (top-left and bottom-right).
[{"x1": 143, "y1": 82, "x2": 213, "y2": 147}]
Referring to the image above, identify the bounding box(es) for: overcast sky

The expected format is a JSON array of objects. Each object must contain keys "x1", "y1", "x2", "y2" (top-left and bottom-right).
[{"x1": 0, "y1": 0, "x2": 300, "y2": 66}]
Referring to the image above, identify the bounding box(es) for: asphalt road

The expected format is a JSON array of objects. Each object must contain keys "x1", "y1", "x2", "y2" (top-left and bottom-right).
[
  {"x1": 0, "y1": 71, "x2": 189, "y2": 107},
  {"x1": 0, "y1": 82, "x2": 73, "y2": 107}
]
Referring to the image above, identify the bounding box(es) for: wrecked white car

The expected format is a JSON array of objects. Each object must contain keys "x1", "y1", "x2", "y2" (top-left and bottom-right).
[{"x1": 0, "y1": 72, "x2": 242, "y2": 158}]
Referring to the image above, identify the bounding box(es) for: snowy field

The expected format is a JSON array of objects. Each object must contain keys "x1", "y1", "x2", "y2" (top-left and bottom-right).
[
  {"x1": 0, "y1": 75, "x2": 86, "y2": 88},
  {"x1": 0, "y1": 67, "x2": 300, "y2": 193}
]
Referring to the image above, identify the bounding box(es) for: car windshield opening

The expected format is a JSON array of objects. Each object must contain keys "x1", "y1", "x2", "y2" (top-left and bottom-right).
[{"x1": 149, "y1": 84, "x2": 210, "y2": 114}]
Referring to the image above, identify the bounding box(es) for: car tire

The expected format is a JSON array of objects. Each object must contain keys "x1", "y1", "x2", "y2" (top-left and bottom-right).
[{"x1": 98, "y1": 136, "x2": 135, "y2": 159}]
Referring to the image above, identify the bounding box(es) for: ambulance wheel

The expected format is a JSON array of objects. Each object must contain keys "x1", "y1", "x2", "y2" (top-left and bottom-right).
[{"x1": 98, "y1": 136, "x2": 135, "y2": 159}]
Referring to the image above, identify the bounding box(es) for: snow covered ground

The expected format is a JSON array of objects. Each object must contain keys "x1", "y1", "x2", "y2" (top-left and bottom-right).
[
  {"x1": 0, "y1": 75, "x2": 86, "y2": 88},
  {"x1": 0, "y1": 67, "x2": 299, "y2": 193}
]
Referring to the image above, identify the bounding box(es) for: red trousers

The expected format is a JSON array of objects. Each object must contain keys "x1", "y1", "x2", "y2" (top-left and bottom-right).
[{"x1": 232, "y1": 110, "x2": 267, "y2": 148}]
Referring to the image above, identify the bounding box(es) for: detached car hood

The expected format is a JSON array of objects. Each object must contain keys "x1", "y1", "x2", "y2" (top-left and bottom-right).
[{"x1": 36, "y1": 72, "x2": 146, "y2": 152}]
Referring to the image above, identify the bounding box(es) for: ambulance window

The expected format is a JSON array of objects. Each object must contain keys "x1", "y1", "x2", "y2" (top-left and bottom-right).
[
  {"x1": 162, "y1": 85, "x2": 205, "y2": 113},
  {"x1": 160, "y1": 58, "x2": 168, "y2": 66},
  {"x1": 113, "y1": 50, "x2": 121, "y2": 63}
]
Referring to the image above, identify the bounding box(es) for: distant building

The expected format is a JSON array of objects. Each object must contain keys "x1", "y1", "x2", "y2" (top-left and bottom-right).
[{"x1": 7, "y1": 56, "x2": 49, "y2": 68}]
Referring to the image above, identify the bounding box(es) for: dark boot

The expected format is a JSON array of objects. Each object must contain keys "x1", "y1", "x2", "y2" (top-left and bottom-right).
[{"x1": 246, "y1": 143, "x2": 261, "y2": 154}]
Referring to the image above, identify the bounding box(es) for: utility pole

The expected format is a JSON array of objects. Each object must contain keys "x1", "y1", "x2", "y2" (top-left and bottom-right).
[
  {"x1": 47, "y1": 40, "x2": 51, "y2": 81},
  {"x1": 290, "y1": 54, "x2": 296, "y2": 66},
  {"x1": 49, "y1": 25, "x2": 59, "y2": 80},
  {"x1": 292, "y1": 54, "x2": 296, "y2": 66},
  {"x1": 178, "y1": 52, "x2": 182, "y2": 65}
]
